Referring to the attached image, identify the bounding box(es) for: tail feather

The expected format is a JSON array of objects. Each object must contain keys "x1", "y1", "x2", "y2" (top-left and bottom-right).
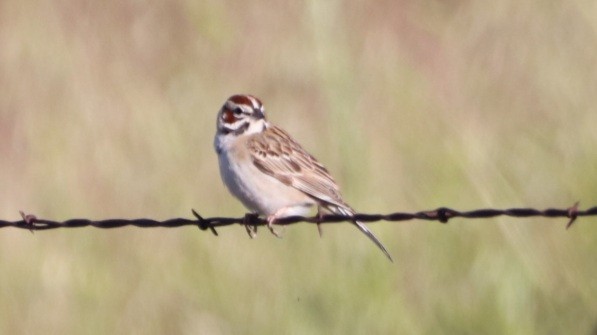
[
  {"x1": 352, "y1": 220, "x2": 393, "y2": 262},
  {"x1": 334, "y1": 206, "x2": 393, "y2": 262}
]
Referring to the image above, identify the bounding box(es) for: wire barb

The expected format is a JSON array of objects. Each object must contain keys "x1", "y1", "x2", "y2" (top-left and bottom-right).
[
  {"x1": 1, "y1": 204, "x2": 595, "y2": 232},
  {"x1": 566, "y1": 201, "x2": 580, "y2": 229},
  {"x1": 192, "y1": 209, "x2": 218, "y2": 236}
]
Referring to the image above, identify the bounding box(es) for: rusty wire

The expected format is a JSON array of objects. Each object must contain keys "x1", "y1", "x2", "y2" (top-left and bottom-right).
[{"x1": 0, "y1": 203, "x2": 594, "y2": 236}]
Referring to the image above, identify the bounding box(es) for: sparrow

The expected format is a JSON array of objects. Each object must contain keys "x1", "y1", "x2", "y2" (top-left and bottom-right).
[{"x1": 214, "y1": 94, "x2": 392, "y2": 261}]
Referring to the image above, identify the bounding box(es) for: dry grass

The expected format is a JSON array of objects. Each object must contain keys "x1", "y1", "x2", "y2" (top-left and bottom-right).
[{"x1": 1, "y1": 1, "x2": 596, "y2": 334}]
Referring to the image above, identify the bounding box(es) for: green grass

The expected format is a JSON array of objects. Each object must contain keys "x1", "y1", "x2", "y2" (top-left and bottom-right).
[{"x1": 1, "y1": 1, "x2": 596, "y2": 334}]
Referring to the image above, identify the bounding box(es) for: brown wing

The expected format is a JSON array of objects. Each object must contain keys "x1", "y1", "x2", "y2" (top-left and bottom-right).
[
  {"x1": 248, "y1": 126, "x2": 348, "y2": 209},
  {"x1": 249, "y1": 126, "x2": 394, "y2": 261}
]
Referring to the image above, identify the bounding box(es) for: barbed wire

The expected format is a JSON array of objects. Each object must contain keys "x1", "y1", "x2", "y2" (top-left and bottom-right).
[{"x1": 0, "y1": 203, "x2": 594, "y2": 236}]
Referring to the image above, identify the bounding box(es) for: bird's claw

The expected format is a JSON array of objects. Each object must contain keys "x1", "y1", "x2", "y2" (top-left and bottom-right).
[
  {"x1": 243, "y1": 213, "x2": 258, "y2": 239},
  {"x1": 266, "y1": 215, "x2": 283, "y2": 238}
]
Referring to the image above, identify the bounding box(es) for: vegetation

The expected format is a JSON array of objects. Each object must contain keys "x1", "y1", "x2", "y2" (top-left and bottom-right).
[{"x1": 0, "y1": 1, "x2": 595, "y2": 334}]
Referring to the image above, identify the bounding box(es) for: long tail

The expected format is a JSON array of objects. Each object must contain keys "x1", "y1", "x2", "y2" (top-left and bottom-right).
[
  {"x1": 352, "y1": 220, "x2": 393, "y2": 262},
  {"x1": 336, "y1": 206, "x2": 393, "y2": 262}
]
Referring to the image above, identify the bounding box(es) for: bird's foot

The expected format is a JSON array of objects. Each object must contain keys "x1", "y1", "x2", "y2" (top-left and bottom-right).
[
  {"x1": 266, "y1": 214, "x2": 283, "y2": 238},
  {"x1": 243, "y1": 213, "x2": 259, "y2": 239}
]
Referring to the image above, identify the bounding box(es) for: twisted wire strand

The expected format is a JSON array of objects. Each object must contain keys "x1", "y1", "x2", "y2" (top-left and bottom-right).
[{"x1": 1, "y1": 203, "x2": 593, "y2": 236}]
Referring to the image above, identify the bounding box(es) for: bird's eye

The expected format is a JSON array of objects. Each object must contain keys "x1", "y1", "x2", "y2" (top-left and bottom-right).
[{"x1": 233, "y1": 107, "x2": 243, "y2": 115}]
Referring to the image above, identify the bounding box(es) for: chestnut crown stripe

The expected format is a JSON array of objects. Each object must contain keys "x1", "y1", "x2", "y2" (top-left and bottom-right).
[{"x1": 229, "y1": 94, "x2": 259, "y2": 107}]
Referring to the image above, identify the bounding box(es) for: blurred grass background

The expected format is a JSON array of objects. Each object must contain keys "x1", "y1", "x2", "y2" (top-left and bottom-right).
[{"x1": 1, "y1": 0, "x2": 596, "y2": 334}]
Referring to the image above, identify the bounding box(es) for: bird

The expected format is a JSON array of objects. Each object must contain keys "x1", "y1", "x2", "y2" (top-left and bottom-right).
[{"x1": 214, "y1": 94, "x2": 392, "y2": 261}]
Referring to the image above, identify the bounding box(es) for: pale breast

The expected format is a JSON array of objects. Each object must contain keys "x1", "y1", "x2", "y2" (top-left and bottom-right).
[{"x1": 218, "y1": 136, "x2": 316, "y2": 216}]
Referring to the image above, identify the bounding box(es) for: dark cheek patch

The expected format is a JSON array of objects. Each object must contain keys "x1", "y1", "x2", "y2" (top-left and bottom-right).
[{"x1": 222, "y1": 110, "x2": 237, "y2": 124}]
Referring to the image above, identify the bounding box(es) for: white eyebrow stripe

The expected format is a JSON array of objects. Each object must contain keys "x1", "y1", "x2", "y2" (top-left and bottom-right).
[{"x1": 247, "y1": 95, "x2": 261, "y2": 110}]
